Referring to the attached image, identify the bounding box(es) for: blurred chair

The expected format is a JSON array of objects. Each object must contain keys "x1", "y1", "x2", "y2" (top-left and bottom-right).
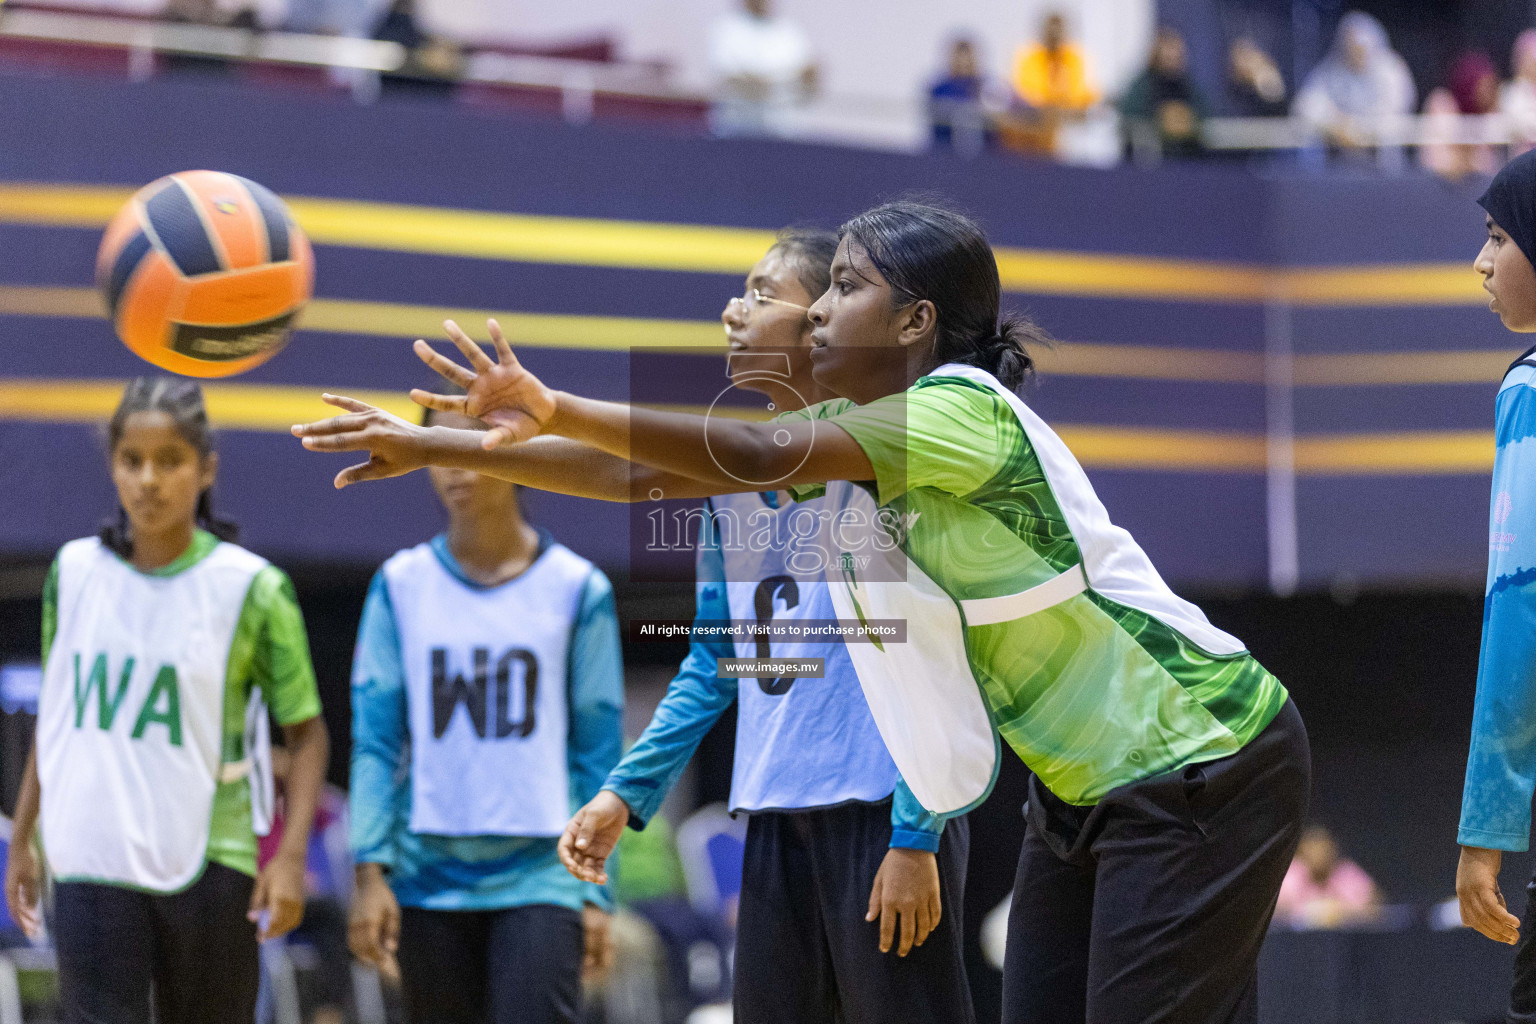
[{"x1": 674, "y1": 803, "x2": 745, "y2": 918}]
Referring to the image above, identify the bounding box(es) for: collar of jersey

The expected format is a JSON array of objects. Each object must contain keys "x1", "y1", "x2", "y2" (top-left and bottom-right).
[
  {"x1": 112, "y1": 528, "x2": 220, "y2": 578},
  {"x1": 428, "y1": 529, "x2": 553, "y2": 591}
]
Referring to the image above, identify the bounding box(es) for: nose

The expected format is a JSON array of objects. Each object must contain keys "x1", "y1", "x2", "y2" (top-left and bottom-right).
[
  {"x1": 1475, "y1": 241, "x2": 1496, "y2": 277},
  {"x1": 722, "y1": 296, "x2": 747, "y2": 329},
  {"x1": 807, "y1": 296, "x2": 828, "y2": 326}
]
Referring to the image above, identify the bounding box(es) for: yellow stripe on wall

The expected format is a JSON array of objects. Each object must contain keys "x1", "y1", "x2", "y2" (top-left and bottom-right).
[
  {"x1": 0, "y1": 183, "x2": 1492, "y2": 307},
  {"x1": 0, "y1": 378, "x2": 1500, "y2": 475},
  {"x1": 1293, "y1": 430, "x2": 1492, "y2": 474},
  {"x1": 0, "y1": 378, "x2": 420, "y2": 431},
  {"x1": 0, "y1": 284, "x2": 1516, "y2": 387}
]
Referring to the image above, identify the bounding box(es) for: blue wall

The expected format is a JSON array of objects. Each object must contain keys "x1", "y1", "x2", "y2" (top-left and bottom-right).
[{"x1": 0, "y1": 71, "x2": 1512, "y2": 591}]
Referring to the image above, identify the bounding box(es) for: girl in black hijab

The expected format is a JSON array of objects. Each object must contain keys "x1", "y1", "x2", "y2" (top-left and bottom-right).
[{"x1": 1458, "y1": 151, "x2": 1536, "y2": 1020}]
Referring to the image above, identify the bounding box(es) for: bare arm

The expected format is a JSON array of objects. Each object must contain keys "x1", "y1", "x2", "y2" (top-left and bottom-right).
[
  {"x1": 250, "y1": 716, "x2": 329, "y2": 941},
  {"x1": 397, "y1": 319, "x2": 877, "y2": 494},
  {"x1": 5, "y1": 746, "x2": 42, "y2": 936},
  {"x1": 12, "y1": 745, "x2": 38, "y2": 846},
  {"x1": 296, "y1": 400, "x2": 761, "y2": 501},
  {"x1": 293, "y1": 318, "x2": 875, "y2": 497}
]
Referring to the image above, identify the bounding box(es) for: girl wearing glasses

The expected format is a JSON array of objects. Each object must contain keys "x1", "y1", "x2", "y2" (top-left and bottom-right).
[
  {"x1": 294, "y1": 201, "x2": 1308, "y2": 1024},
  {"x1": 306, "y1": 228, "x2": 975, "y2": 1024}
]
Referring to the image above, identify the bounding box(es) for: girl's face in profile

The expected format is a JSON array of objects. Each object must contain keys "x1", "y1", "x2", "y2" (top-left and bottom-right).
[
  {"x1": 111, "y1": 411, "x2": 215, "y2": 540},
  {"x1": 1476, "y1": 217, "x2": 1536, "y2": 332}
]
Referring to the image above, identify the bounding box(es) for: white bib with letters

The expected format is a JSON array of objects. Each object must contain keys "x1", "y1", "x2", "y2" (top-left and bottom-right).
[
  {"x1": 384, "y1": 541, "x2": 590, "y2": 837},
  {"x1": 38, "y1": 537, "x2": 265, "y2": 892}
]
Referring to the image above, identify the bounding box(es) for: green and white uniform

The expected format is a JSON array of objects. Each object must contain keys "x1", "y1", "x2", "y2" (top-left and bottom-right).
[
  {"x1": 38, "y1": 530, "x2": 321, "y2": 892},
  {"x1": 790, "y1": 364, "x2": 1288, "y2": 811}
]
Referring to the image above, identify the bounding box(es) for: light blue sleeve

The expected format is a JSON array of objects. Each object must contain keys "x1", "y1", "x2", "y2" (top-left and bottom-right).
[
  {"x1": 603, "y1": 508, "x2": 738, "y2": 829},
  {"x1": 567, "y1": 568, "x2": 626, "y2": 910},
  {"x1": 349, "y1": 570, "x2": 409, "y2": 867},
  {"x1": 1461, "y1": 380, "x2": 1536, "y2": 852},
  {"x1": 890, "y1": 779, "x2": 945, "y2": 852}
]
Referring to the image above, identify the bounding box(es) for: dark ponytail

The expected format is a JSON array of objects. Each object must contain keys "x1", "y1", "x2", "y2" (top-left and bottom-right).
[
  {"x1": 101, "y1": 377, "x2": 239, "y2": 559},
  {"x1": 838, "y1": 200, "x2": 1050, "y2": 392}
]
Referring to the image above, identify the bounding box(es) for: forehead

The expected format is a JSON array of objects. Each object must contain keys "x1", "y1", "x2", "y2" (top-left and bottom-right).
[
  {"x1": 748, "y1": 247, "x2": 798, "y2": 284},
  {"x1": 832, "y1": 237, "x2": 884, "y2": 283},
  {"x1": 115, "y1": 410, "x2": 191, "y2": 447}
]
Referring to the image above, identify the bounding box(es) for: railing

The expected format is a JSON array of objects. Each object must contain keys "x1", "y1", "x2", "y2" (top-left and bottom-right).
[
  {"x1": 5, "y1": 6, "x2": 1534, "y2": 164},
  {"x1": 0, "y1": 6, "x2": 707, "y2": 121}
]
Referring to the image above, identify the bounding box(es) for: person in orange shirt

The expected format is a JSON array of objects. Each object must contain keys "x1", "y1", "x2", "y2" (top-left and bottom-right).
[
  {"x1": 1005, "y1": 11, "x2": 1097, "y2": 154},
  {"x1": 1012, "y1": 11, "x2": 1097, "y2": 111}
]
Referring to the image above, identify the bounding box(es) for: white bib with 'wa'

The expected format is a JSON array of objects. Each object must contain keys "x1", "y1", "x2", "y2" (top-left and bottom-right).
[
  {"x1": 384, "y1": 541, "x2": 591, "y2": 838},
  {"x1": 38, "y1": 538, "x2": 266, "y2": 892}
]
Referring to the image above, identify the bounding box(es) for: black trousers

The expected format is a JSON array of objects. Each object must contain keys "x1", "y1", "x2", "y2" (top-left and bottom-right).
[
  {"x1": 732, "y1": 800, "x2": 975, "y2": 1024},
  {"x1": 396, "y1": 903, "x2": 582, "y2": 1024},
  {"x1": 1002, "y1": 700, "x2": 1310, "y2": 1024},
  {"x1": 54, "y1": 862, "x2": 259, "y2": 1024},
  {"x1": 1507, "y1": 874, "x2": 1536, "y2": 1021}
]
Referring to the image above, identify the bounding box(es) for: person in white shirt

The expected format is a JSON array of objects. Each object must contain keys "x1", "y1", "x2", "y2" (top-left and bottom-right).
[{"x1": 707, "y1": 0, "x2": 818, "y2": 137}]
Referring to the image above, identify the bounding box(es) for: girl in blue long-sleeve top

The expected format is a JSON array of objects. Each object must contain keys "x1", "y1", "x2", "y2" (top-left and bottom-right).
[
  {"x1": 1460, "y1": 153, "x2": 1536, "y2": 1018},
  {"x1": 345, "y1": 406, "x2": 623, "y2": 1024}
]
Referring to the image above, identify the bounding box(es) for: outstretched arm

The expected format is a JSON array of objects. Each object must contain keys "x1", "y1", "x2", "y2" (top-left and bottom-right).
[
  {"x1": 293, "y1": 319, "x2": 876, "y2": 498},
  {"x1": 296, "y1": 396, "x2": 747, "y2": 501},
  {"x1": 403, "y1": 318, "x2": 875, "y2": 491}
]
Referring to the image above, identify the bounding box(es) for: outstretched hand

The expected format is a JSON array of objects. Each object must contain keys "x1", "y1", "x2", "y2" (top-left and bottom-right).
[
  {"x1": 412, "y1": 319, "x2": 557, "y2": 449},
  {"x1": 291, "y1": 395, "x2": 433, "y2": 488}
]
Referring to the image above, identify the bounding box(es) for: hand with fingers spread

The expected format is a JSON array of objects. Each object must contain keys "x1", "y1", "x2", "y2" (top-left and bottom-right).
[
  {"x1": 412, "y1": 319, "x2": 557, "y2": 449},
  {"x1": 1457, "y1": 845, "x2": 1523, "y2": 944},
  {"x1": 559, "y1": 790, "x2": 630, "y2": 885},
  {"x1": 292, "y1": 395, "x2": 434, "y2": 489},
  {"x1": 866, "y1": 847, "x2": 942, "y2": 957}
]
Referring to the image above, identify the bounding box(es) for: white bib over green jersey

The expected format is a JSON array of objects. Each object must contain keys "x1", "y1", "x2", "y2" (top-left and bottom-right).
[
  {"x1": 800, "y1": 365, "x2": 1289, "y2": 807},
  {"x1": 39, "y1": 538, "x2": 267, "y2": 892}
]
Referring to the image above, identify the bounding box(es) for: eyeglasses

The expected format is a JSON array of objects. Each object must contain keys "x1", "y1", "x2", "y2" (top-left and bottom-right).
[{"x1": 726, "y1": 288, "x2": 810, "y2": 317}]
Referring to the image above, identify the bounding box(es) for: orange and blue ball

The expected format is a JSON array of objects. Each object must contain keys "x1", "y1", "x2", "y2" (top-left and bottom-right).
[{"x1": 97, "y1": 170, "x2": 314, "y2": 378}]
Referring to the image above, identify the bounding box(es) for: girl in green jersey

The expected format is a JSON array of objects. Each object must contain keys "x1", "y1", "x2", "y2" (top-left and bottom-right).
[
  {"x1": 295, "y1": 201, "x2": 1309, "y2": 1024},
  {"x1": 8, "y1": 378, "x2": 329, "y2": 1024}
]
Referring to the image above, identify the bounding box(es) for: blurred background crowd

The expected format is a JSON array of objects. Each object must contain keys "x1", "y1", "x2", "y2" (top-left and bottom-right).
[{"x1": 8, "y1": 0, "x2": 1536, "y2": 174}]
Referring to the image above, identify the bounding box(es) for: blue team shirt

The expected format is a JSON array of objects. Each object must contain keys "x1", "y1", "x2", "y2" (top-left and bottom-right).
[
  {"x1": 603, "y1": 499, "x2": 945, "y2": 852},
  {"x1": 1461, "y1": 362, "x2": 1536, "y2": 851},
  {"x1": 349, "y1": 532, "x2": 624, "y2": 909}
]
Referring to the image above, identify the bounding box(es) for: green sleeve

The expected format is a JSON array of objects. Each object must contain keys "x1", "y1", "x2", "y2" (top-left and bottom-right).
[
  {"x1": 245, "y1": 566, "x2": 323, "y2": 725},
  {"x1": 40, "y1": 557, "x2": 59, "y2": 667},
  {"x1": 820, "y1": 381, "x2": 1009, "y2": 506},
  {"x1": 778, "y1": 398, "x2": 855, "y2": 502}
]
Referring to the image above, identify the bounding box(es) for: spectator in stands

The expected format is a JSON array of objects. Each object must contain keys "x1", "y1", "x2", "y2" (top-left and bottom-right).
[
  {"x1": 1293, "y1": 11, "x2": 1415, "y2": 156},
  {"x1": 1118, "y1": 25, "x2": 1206, "y2": 162},
  {"x1": 372, "y1": 0, "x2": 461, "y2": 97},
  {"x1": 929, "y1": 37, "x2": 996, "y2": 155},
  {"x1": 1004, "y1": 11, "x2": 1098, "y2": 155},
  {"x1": 1226, "y1": 36, "x2": 1287, "y2": 117},
  {"x1": 1424, "y1": 50, "x2": 1502, "y2": 179},
  {"x1": 1274, "y1": 824, "x2": 1380, "y2": 929},
  {"x1": 707, "y1": 0, "x2": 818, "y2": 138},
  {"x1": 1500, "y1": 30, "x2": 1536, "y2": 155}
]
